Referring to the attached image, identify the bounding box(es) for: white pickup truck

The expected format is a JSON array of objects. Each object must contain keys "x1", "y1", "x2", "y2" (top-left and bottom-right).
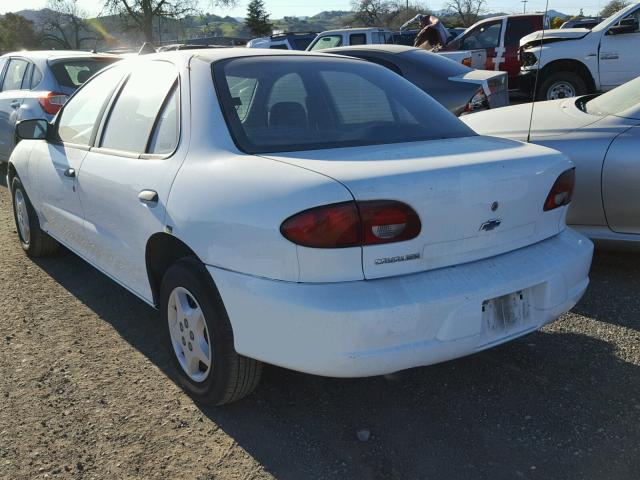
[
  {"x1": 519, "y1": 2, "x2": 640, "y2": 100},
  {"x1": 306, "y1": 27, "x2": 488, "y2": 69}
]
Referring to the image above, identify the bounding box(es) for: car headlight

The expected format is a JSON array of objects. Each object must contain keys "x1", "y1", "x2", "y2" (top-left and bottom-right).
[{"x1": 520, "y1": 51, "x2": 538, "y2": 68}]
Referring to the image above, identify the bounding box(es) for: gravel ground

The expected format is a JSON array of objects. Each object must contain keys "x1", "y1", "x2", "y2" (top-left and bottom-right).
[{"x1": 1, "y1": 164, "x2": 639, "y2": 480}]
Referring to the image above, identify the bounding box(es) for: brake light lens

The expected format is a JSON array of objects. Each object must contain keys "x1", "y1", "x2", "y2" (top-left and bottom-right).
[
  {"x1": 280, "y1": 200, "x2": 421, "y2": 248},
  {"x1": 38, "y1": 91, "x2": 69, "y2": 115},
  {"x1": 544, "y1": 168, "x2": 575, "y2": 211}
]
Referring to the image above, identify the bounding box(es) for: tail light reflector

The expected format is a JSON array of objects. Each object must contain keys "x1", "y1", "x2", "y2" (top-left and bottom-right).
[
  {"x1": 544, "y1": 168, "x2": 575, "y2": 211},
  {"x1": 38, "y1": 91, "x2": 69, "y2": 115},
  {"x1": 281, "y1": 200, "x2": 421, "y2": 248}
]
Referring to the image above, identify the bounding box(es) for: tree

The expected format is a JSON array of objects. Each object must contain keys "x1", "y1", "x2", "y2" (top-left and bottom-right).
[
  {"x1": 245, "y1": 0, "x2": 272, "y2": 37},
  {"x1": 41, "y1": 0, "x2": 95, "y2": 49},
  {"x1": 550, "y1": 16, "x2": 564, "y2": 28},
  {"x1": 0, "y1": 14, "x2": 41, "y2": 50},
  {"x1": 600, "y1": 0, "x2": 629, "y2": 17},
  {"x1": 446, "y1": 0, "x2": 486, "y2": 27},
  {"x1": 105, "y1": 0, "x2": 235, "y2": 43},
  {"x1": 350, "y1": 0, "x2": 392, "y2": 26}
]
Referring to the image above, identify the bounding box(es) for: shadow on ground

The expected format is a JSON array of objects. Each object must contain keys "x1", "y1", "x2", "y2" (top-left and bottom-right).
[{"x1": 27, "y1": 244, "x2": 640, "y2": 479}]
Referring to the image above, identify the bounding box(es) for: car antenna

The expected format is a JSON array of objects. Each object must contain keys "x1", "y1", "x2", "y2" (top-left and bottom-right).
[{"x1": 526, "y1": 0, "x2": 550, "y2": 143}]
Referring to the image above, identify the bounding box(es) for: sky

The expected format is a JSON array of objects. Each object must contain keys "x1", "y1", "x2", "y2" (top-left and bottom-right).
[{"x1": 0, "y1": 0, "x2": 611, "y2": 18}]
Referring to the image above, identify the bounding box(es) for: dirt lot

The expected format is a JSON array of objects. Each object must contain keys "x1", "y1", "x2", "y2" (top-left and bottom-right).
[{"x1": 1, "y1": 165, "x2": 639, "y2": 480}]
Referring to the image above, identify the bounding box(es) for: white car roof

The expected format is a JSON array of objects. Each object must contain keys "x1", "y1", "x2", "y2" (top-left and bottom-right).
[{"x1": 0, "y1": 50, "x2": 119, "y2": 60}]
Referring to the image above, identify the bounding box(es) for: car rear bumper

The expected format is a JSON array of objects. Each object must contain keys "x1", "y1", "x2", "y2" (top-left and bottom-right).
[{"x1": 208, "y1": 228, "x2": 593, "y2": 377}]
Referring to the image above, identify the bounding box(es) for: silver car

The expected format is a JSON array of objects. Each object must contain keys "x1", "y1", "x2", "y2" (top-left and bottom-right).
[
  {"x1": 0, "y1": 51, "x2": 119, "y2": 162},
  {"x1": 462, "y1": 77, "x2": 640, "y2": 247}
]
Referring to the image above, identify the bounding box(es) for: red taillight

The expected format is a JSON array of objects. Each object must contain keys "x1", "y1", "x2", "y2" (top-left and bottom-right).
[
  {"x1": 359, "y1": 200, "x2": 421, "y2": 245},
  {"x1": 38, "y1": 91, "x2": 69, "y2": 115},
  {"x1": 280, "y1": 200, "x2": 421, "y2": 248},
  {"x1": 544, "y1": 168, "x2": 575, "y2": 211}
]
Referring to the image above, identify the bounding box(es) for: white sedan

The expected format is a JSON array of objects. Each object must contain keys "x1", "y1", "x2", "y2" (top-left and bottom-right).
[{"x1": 8, "y1": 49, "x2": 593, "y2": 405}]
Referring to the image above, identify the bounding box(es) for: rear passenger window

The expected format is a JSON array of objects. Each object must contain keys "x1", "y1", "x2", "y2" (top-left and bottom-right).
[
  {"x1": 228, "y1": 76, "x2": 258, "y2": 122},
  {"x1": 101, "y1": 61, "x2": 177, "y2": 153},
  {"x1": 30, "y1": 66, "x2": 43, "y2": 89},
  {"x1": 2, "y1": 59, "x2": 29, "y2": 91},
  {"x1": 350, "y1": 33, "x2": 367, "y2": 45},
  {"x1": 148, "y1": 87, "x2": 179, "y2": 154}
]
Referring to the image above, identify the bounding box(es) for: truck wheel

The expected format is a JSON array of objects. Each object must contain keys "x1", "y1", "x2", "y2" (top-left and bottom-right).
[
  {"x1": 537, "y1": 72, "x2": 587, "y2": 101},
  {"x1": 160, "y1": 257, "x2": 262, "y2": 406}
]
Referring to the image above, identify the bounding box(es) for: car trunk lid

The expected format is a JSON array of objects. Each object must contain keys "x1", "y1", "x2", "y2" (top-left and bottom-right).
[{"x1": 261, "y1": 136, "x2": 571, "y2": 279}]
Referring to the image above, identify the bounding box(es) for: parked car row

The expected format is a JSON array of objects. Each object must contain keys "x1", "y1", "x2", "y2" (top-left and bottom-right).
[
  {"x1": 6, "y1": 48, "x2": 600, "y2": 407},
  {"x1": 0, "y1": 51, "x2": 119, "y2": 161}
]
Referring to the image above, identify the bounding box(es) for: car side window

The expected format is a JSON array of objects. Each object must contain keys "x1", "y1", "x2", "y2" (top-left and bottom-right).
[
  {"x1": 2, "y1": 59, "x2": 29, "y2": 91},
  {"x1": 505, "y1": 18, "x2": 534, "y2": 47},
  {"x1": 461, "y1": 21, "x2": 502, "y2": 49},
  {"x1": 100, "y1": 61, "x2": 178, "y2": 153},
  {"x1": 309, "y1": 35, "x2": 343, "y2": 50},
  {"x1": 228, "y1": 76, "x2": 258, "y2": 122},
  {"x1": 30, "y1": 66, "x2": 43, "y2": 89},
  {"x1": 350, "y1": 33, "x2": 367, "y2": 45},
  {"x1": 148, "y1": 86, "x2": 179, "y2": 155},
  {"x1": 57, "y1": 66, "x2": 125, "y2": 146}
]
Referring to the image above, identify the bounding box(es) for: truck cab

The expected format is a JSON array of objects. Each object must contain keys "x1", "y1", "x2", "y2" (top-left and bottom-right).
[
  {"x1": 444, "y1": 14, "x2": 547, "y2": 88},
  {"x1": 519, "y1": 2, "x2": 640, "y2": 100},
  {"x1": 306, "y1": 28, "x2": 394, "y2": 50}
]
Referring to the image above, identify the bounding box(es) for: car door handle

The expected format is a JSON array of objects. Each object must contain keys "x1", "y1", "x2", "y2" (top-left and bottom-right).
[
  {"x1": 63, "y1": 168, "x2": 75, "y2": 178},
  {"x1": 138, "y1": 189, "x2": 158, "y2": 205},
  {"x1": 10, "y1": 100, "x2": 21, "y2": 108}
]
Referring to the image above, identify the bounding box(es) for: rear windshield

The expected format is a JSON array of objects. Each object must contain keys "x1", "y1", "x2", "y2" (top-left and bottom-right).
[
  {"x1": 402, "y1": 49, "x2": 469, "y2": 76},
  {"x1": 213, "y1": 56, "x2": 474, "y2": 154},
  {"x1": 50, "y1": 58, "x2": 120, "y2": 89}
]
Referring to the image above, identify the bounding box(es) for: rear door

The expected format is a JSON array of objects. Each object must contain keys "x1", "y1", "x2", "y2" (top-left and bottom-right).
[
  {"x1": 503, "y1": 17, "x2": 538, "y2": 87},
  {"x1": 76, "y1": 60, "x2": 185, "y2": 301},
  {"x1": 0, "y1": 57, "x2": 30, "y2": 160},
  {"x1": 599, "y1": 7, "x2": 640, "y2": 88}
]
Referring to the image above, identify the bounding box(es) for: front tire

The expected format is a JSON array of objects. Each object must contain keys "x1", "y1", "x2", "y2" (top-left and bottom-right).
[
  {"x1": 160, "y1": 257, "x2": 262, "y2": 406},
  {"x1": 11, "y1": 177, "x2": 59, "y2": 257},
  {"x1": 537, "y1": 71, "x2": 587, "y2": 101}
]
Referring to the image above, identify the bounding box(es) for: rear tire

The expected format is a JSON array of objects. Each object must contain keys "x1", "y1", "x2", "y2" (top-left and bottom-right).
[
  {"x1": 11, "y1": 177, "x2": 59, "y2": 257},
  {"x1": 537, "y1": 72, "x2": 587, "y2": 101},
  {"x1": 160, "y1": 257, "x2": 262, "y2": 406}
]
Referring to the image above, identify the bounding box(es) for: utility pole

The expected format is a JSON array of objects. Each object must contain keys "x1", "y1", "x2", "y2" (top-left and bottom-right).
[{"x1": 522, "y1": 0, "x2": 527, "y2": 13}]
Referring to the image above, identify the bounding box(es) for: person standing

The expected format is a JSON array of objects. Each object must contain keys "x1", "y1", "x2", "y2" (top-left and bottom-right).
[{"x1": 399, "y1": 14, "x2": 449, "y2": 48}]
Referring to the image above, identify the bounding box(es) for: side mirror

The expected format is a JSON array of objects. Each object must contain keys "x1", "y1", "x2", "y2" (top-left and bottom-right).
[
  {"x1": 608, "y1": 17, "x2": 638, "y2": 35},
  {"x1": 16, "y1": 119, "x2": 49, "y2": 140}
]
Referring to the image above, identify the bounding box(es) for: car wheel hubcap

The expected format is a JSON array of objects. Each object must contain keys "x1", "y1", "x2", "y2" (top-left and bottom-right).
[
  {"x1": 167, "y1": 287, "x2": 212, "y2": 382},
  {"x1": 14, "y1": 189, "x2": 30, "y2": 245},
  {"x1": 547, "y1": 81, "x2": 576, "y2": 100}
]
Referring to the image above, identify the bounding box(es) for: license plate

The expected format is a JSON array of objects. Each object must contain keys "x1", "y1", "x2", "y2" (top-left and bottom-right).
[{"x1": 482, "y1": 290, "x2": 530, "y2": 335}]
